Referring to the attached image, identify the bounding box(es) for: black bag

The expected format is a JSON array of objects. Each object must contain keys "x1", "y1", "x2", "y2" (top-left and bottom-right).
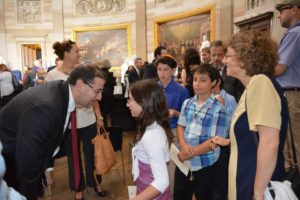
[
  {"x1": 284, "y1": 167, "x2": 300, "y2": 198},
  {"x1": 283, "y1": 116, "x2": 300, "y2": 198}
]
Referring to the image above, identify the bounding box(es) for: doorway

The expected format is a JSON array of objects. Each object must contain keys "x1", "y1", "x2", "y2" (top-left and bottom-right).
[{"x1": 21, "y1": 44, "x2": 41, "y2": 68}]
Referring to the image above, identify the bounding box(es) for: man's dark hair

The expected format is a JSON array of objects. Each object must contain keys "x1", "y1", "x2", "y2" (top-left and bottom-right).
[
  {"x1": 155, "y1": 55, "x2": 177, "y2": 69},
  {"x1": 154, "y1": 46, "x2": 167, "y2": 59},
  {"x1": 68, "y1": 64, "x2": 105, "y2": 85},
  {"x1": 210, "y1": 40, "x2": 227, "y2": 52}
]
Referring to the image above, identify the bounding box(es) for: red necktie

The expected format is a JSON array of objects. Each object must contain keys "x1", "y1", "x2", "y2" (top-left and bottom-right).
[{"x1": 71, "y1": 110, "x2": 80, "y2": 190}]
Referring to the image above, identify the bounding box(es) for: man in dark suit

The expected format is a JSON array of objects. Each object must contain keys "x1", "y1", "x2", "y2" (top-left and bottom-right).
[
  {"x1": 210, "y1": 40, "x2": 244, "y2": 102},
  {"x1": 128, "y1": 57, "x2": 143, "y2": 85},
  {"x1": 142, "y1": 46, "x2": 168, "y2": 80},
  {"x1": 0, "y1": 64, "x2": 105, "y2": 200},
  {"x1": 209, "y1": 40, "x2": 244, "y2": 200}
]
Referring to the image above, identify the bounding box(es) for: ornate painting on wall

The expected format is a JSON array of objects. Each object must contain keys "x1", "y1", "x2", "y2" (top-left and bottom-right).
[
  {"x1": 154, "y1": 5, "x2": 214, "y2": 66},
  {"x1": 72, "y1": 24, "x2": 131, "y2": 67}
]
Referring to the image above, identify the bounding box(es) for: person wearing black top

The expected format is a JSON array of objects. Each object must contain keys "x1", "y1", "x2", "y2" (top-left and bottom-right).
[{"x1": 142, "y1": 46, "x2": 168, "y2": 80}]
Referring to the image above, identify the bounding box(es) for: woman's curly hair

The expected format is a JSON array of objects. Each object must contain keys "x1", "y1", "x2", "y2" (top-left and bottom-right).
[
  {"x1": 227, "y1": 30, "x2": 278, "y2": 76},
  {"x1": 183, "y1": 47, "x2": 201, "y2": 72},
  {"x1": 52, "y1": 40, "x2": 76, "y2": 60},
  {"x1": 129, "y1": 79, "x2": 173, "y2": 144}
]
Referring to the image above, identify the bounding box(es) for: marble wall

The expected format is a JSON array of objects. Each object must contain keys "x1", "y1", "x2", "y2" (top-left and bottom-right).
[
  {"x1": 0, "y1": 0, "x2": 233, "y2": 71},
  {"x1": 233, "y1": 0, "x2": 286, "y2": 42}
]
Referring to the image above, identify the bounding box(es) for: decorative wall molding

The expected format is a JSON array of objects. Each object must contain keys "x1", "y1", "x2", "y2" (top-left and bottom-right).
[
  {"x1": 247, "y1": 0, "x2": 265, "y2": 10},
  {"x1": 156, "y1": 0, "x2": 171, "y2": 3},
  {"x1": 17, "y1": 0, "x2": 42, "y2": 23},
  {"x1": 76, "y1": 0, "x2": 126, "y2": 15},
  {"x1": 235, "y1": 11, "x2": 273, "y2": 33}
]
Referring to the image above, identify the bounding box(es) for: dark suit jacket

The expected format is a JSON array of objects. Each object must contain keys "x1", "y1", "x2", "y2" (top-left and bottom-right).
[
  {"x1": 142, "y1": 60, "x2": 158, "y2": 80},
  {"x1": 222, "y1": 66, "x2": 245, "y2": 102},
  {"x1": 47, "y1": 65, "x2": 56, "y2": 73},
  {"x1": 0, "y1": 80, "x2": 69, "y2": 199},
  {"x1": 128, "y1": 68, "x2": 141, "y2": 84},
  {"x1": 99, "y1": 68, "x2": 116, "y2": 124}
]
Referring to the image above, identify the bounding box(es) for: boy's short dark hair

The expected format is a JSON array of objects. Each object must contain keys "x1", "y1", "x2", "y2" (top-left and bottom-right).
[
  {"x1": 155, "y1": 55, "x2": 177, "y2": 69},
  {"x1": 194, "y1": 63, "x2": 218, "y2": 83}
]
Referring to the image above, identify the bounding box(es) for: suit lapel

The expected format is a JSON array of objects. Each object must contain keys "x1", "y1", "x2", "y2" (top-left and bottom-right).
[{"x1": 59, "y1": 81, "x2": 70, "y2": 134}]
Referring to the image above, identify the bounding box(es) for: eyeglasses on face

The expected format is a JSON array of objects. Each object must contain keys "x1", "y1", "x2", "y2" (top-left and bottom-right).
[
  {"x1": 224, "y1": 54, "x2": 236, "y2": 59},
  {"x1": 83, "y1": 80, "x2": 102, "y2": 95}
]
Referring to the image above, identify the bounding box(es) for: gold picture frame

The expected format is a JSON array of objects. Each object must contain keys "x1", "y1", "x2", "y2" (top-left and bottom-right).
[
  {"x1": 154, "y1": 5, "x2": 215, "y2": 65},
  {"x1": 72, "y1": 24, "x2": 131, "y2": 67}
]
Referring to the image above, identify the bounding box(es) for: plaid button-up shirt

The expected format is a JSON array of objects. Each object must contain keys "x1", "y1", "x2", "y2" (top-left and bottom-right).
[{"x1": 178, "y1": 94, "x2": 230, "y2": 171}]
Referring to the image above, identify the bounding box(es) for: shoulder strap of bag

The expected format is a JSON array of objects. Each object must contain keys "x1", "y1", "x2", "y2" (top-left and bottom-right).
[
  {"x1": 245, "y1": 90, "x2": 276, "y2": 199},
  {"x1": 100, "y1": 127, "x2": 108, "y2": 139},
  {"x1": 286, "y1": 106, "x2": 298, "y2": 168}
]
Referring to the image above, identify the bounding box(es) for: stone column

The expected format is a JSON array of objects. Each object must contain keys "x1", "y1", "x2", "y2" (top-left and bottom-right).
[
  {"x1": 52, "y1": 0, "x2": 64, "y2": 41},
  {"x1": 23, "y1": 46, "x2": 28, "y2": 67},
  {"x1": 47, "y1": 0, "x2": 64, "y2": 65},
  {"x1": 218, "y1": 0, "x2": 233, "y2": 41},
  {"x1": 135, "y1": 0, "x2": 147, "y2": 60},
  {"x1": 0, "y1": 0, "x2": 7, "y2": 61}
]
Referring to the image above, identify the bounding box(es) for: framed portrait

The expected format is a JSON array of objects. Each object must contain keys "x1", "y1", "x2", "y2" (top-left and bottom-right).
[
  {"x1": 154, "y1": 5, "x2": 215, "y2": 65},
  {"x1": 72, "y1": 24, "x2": 131, "y2": 67}
]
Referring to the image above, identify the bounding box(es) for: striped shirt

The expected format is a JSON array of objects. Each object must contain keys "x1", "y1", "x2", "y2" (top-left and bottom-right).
[
  {"x1": 178, "y1": 94, "x2": 230, "y2": 171},
  {"x1": 220, "y1": 89, "x2": 237, "y2": 121}
]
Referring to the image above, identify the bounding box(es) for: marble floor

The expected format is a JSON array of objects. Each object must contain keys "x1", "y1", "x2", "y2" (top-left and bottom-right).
[{"x1": 42, "y1": 132, "x2": 135, "y2": 200}]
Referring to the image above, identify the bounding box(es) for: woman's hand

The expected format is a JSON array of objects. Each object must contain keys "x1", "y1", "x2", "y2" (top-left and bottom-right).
[
  {"x1": 96, "y1": 116, "x2": 104, "y2": 130},
  {"x1": 252, "y1": 192, "x2": 264, "y2": 200},
  {"x1": 168, "y1": 109, "x2": 179, "y2": 118},
  {"x1": 210, "y1": 136, "x2": 230, "y2": 150},
  {"x1": 178, "y1": 143, "x2": 194, "y2": 162},
  {"x1": 215, "y1": 95, "x2": 225, "y2": 106}
]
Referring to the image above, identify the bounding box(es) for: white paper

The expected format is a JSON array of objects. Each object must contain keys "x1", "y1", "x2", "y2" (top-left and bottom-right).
[
  {"x1": 170, "y1": 143, "x2": 190, "y2": 176},
  {"x1": 128, "y1": 185, "x2": 137, "y2": 199}
]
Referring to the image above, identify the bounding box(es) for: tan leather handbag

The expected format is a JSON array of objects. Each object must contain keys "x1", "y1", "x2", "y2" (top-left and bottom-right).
[{"x1": 92, "y1": 127, "x2": 117, "y2": 175}]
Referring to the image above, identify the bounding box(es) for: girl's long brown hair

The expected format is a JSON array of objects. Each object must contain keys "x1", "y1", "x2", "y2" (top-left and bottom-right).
[{"x1": 130, "y1": 79, "x2": 173, "y2": 144}]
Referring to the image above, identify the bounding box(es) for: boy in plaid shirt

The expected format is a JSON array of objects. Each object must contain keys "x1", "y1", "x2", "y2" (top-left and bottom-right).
[{"x1": 174, "y1": 64, "x2": 230, "y2": 200}]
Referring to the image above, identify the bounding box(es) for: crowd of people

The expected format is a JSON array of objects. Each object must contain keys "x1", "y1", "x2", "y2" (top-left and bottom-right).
[{"x1": 0, "y1": 0, "x2": 299, "y2": 200}]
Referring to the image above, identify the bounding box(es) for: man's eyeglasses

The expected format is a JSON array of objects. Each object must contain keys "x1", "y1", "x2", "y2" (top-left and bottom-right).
[{"x1": 83, "y1": 80, "x2": 102, "y2": 95}]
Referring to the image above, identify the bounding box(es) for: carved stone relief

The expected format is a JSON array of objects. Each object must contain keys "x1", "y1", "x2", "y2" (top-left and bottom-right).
[
  {"x1": 17, "y1": 0, "x2": 42, "y2": 23},
  {"x1": 247, "y1": 0, "x2": 265, "y2": 10},
  {"x1": 76, "y1": 0, "x2": 126, "y2": 15},
  {"x1": 156, "y1": 0, "x2": 173, "y2": 4}
]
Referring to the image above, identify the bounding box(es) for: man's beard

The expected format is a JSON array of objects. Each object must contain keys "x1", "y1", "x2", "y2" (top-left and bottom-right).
[{"x1": 281, "y1": 16, "x2": 292, "y2": 28}]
